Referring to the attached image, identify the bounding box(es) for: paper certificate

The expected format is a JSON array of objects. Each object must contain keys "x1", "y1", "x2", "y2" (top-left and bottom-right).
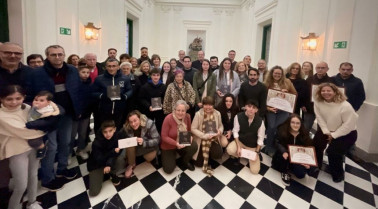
[
  {"x1": 266, "y1": 89, "x2": 297, "y2": 113},
  {"x1": 118, "y1": 137, "x2": 138, "y2": 149},
  {"x1": 288, "y1": 145, "x2": 318, "y2": 167},
  {"x1": 240, "y1": 149, "x2": 257, "y2": 161}
]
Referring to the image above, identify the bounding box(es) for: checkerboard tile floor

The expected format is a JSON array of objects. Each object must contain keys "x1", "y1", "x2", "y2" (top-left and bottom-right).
[{"x1": 23, "y1": 150, "x2": 378, "y2": 209}]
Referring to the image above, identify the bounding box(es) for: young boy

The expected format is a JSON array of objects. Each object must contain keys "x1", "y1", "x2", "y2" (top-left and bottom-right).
[
  {"x1": 226, "y1": 100, "x2": 265, "y2": 174},
  {"x1": 26, "y1": 91, "x2": 63, "y2": 159},
  {"x1": 71, "y1": 65, "x2": 92, "y2": 159},
  {"x1": 86, "y1": 120, "x2": 121, "y2": 196}
]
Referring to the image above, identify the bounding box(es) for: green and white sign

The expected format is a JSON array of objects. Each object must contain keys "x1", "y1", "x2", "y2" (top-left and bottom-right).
[
  {"x1": 334, "y1": 41, "x2": 347, "y2": 49},
  {"x1": 60, "y1": 27, "x2": 71, "y2": 35}
]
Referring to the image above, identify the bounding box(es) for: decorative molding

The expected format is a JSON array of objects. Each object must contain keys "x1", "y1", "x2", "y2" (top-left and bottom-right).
[
  {"x1": 255, "y1": 0, "x2": 278, "y2": 17},
  {"x1": 144, "y1": 0, "x2": 154, "y2": 7},
  {"x1": 213, "y1": 8, "x2": 223, "y2": 15},
  {"x1": 183, "y1": 20, "x2": 212, "y2": 30},
  {"x1": 173, "y1": 6, "x2": 182, "y2": 14},
  {"x1": 126, "y1": 0, "x2": 143, "y2": 13},
  {"x1": 155, "y1": 0, "x2": 240, "y2": 9},
  {"x1": 225, "y1": 8, "x2": 235, "y2": 16},
  {"x1": 160, "y1": 5, "x2": 171, "y2": 13}
]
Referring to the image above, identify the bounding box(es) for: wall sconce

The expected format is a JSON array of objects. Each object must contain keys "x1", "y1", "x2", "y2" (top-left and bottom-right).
[
  {"x1": 301, "y1": 33, "x2": 318, "y2": 50},
  {"x1": 84, "y1": 22, "x2": 101, "y2": 40}
]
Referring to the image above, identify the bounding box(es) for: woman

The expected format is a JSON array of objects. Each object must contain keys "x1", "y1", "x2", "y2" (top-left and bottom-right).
[
  {"x1": 121, "y1": 62, "x2": 142, "y2": 114},
  {"x1": 163, "y1": 69, "x2": 195, "y2": 115},
  {"x1": 117, "y1": 110, "x2": 160, "y2": 178},
  {"x1": 130, "y1": 57, "x2": 139, "y2": 75},
  {"x1": 160, "y1": 61, "x2": 174, "y2": 86},
  {"x1": 214, "y1": 58, "x2": 241, "y2": 105},
  {"x1": 313, "y1": 83, "x2": 357, "y2": 182},
  {"x1": 302, "y1": 61, "x2": 314, "y2": 80},
  {"x1": 192, "y1": 59, "x2": 217, "y2": 108},
  {"x1": 286, "y1": 62, "x2": 309, "y2": 115},
  {"x1": 191, "y1": 97, "x2": 227, "y2": 175},
  {"x1": 264, "y1": 66, "x2": 297, "y2": 156},
  {"x1": 271, "y1": 114, "x2": 316, "y2": 186},
  {"x1": 120, "y1": 61, "x2": 132, "y2": 76},
  {"x1": 151, "y1": 54, "x2": 161, "y2": 70},
  {"x1": 138, "y1": 60, "x2": 151, "y2": 85},
  {"x1": 0, "y1": 85, "x2": 45, "y2": 209},
  {"x1": 161, "y1": 100, "x2": 198, "y2": 174},
  {"x1": 67, "y1": 54, "x2": 80, "y2": 68},
  {"x1": 216, "y1": 93, "x2": 239, "y2": 142},
  {"x1": 170, "y1": 58, "x2": 181, "y2": 73},
  {"x1": 234, "y1": 61, "x2": 249, "y2": 83}
]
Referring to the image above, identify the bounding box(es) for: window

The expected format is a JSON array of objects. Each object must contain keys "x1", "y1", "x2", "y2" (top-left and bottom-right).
[
  {"x1": 0, "y1": 0, "x2": 9, "y2": 42},
  {"x1": 126, "y1": 18, "x2": 133, "y2": 56},
  {"x1": 261, "y1": 24, "x2": 271, "y2": 62}
]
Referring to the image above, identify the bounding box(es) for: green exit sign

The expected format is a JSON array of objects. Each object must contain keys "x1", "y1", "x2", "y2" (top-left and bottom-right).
[
  {"x1": 334, "y1": 41, "x2": 347, "y2": 49},
  {"x1": 60, "y1": 27, "x2": 71, "y2": 35}
]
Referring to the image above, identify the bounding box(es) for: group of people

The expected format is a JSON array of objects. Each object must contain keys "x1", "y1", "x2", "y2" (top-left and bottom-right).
[{"x1": 0, "y1": 42, "x2": 366, "y2": 209}]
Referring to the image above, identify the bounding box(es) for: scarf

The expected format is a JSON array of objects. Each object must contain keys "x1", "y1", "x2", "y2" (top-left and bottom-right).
[
  {"x1": 173, "y1": 113, "x2": 187, "y2": 141},
  {"x1": 201, "y1": 112, "x2": 218, "y2": 176}
]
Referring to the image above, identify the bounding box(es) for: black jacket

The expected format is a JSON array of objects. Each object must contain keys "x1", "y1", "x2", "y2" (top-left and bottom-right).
[
  {"x1": 138, "y1": 81, "x2": 166, "y2": 115},
  {"x1": 332, "y1": 74, "x2": 365, "y2": 111}
]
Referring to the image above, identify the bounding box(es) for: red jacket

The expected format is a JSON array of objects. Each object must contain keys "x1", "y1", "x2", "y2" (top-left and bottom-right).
[{"x1": 160, "y1": 113, "x2": 191, "y2": 150}]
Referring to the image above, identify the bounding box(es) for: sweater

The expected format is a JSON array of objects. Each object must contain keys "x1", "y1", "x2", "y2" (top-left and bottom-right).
[
  {"x1": 314, "y1": 100, "x2": 357, "y2": 139},
  {"x1": 238, "y1": 81, "x2": 268, "y2": 117},
  {"x1": 0, "y1": 104, "x2": 45, "y2": 160},
  {"x1": 213, "y1": 69, "x2": 241, "y2": 97},
  {"x1": 183, "y1": 67, "x2": 198, "y2": 86},
  {"x1": 191, "y1": 109, "x2": 224, "y2": 140},
  {"x1": 161, "y1": 113, "x2": 191, "y2": 150},
  {"x1": 138, "y1": 81, "x2": 166, "y2": 116}
]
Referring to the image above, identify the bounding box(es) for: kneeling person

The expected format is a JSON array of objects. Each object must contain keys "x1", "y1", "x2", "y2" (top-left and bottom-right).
[
  {"x1": 226, "y1": 100, "x2": 265, "y2": 174},
  {"x1": 87, "y1": 120, "x2": 121, "y2": 196}
]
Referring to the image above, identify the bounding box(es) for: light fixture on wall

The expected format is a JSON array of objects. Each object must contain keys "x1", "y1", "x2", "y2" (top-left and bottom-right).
[
  {"x1": 301, "y1": 33, "x2": 318, "y2": 50},
  {"x1": 84, "y1": 22, "x2": 101, "y2": 40}
]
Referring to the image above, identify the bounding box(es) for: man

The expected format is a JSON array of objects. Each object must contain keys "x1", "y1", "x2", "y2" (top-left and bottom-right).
[
  {"x1": 192, "y1": 50, "x2": 205, "y2": 70},
  {"x1": 92, "y1": 58, "x2": 133, "y2": 130},
  {"x1": 303, "y1": 61, "x2": 333, "y2": 131},
  {"x1": 227, "y1": 100, "x2": 265, "y2": 174},
  {"x1": 0, "y1": 42, "x2": 32, "y2": 93},
  {"x1": 101, "y1": 48, "x2": 117, "y2": 70},
  {"x1": 28, "y1": 45, "x2": 82, "y2": 191},
  {"x1": 332, "y1": 62, "x2": 365, "y2": 111},
  {"x1": 27, "y1": 54, "x2": 44, "y2": 68},
  {"x1": 84, "y1": 53, "x2": 104, "y2": 83},
  {"x1": 137, "y1": 47, "x2": 151, "y2": 66},
  {"x1": 257, "y1": 59, "x2": 268, "y2": 82},
  {"x1": 238, "y1": 68, "x2": 268, "y2": 117},
  {"x1": 119, "y1": 53, "x2": 131, "y2": 63},
  {"x1": 243, "y1": 55, "x2": 257, "y2": 71},
  {"x1": 182, "y1": 56, "x2": 198, "y2": 85},
  {"x1": 177, "y1": 50, "x2": 185, "y2": 69},
  {"x1": 228, "y1": 50, "x2": 237, "y2": 70},
  {"x1": 210, "y1": 56, "x2": 219, "y2": 71}
]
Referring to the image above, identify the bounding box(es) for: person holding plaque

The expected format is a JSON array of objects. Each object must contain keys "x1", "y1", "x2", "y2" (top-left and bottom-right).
[
  {"x1": 161, "y1": 100, "x2": 198, "y2": 174},
  {"x1": 117, "y1": 110, "x2": 160, "y2": 178},
  {"x1": 271, "y1": 115, "x2": 316, "y2": 186},
  {"x1": 191, "y1": 97, "x2": 228, "y2": 176},
  {"x1": 313, "y1": 83, "x2": 358, "y2": 183},
  {"x1": 213, "y1": 58, "x2": 241, "y2": 105},
  {"x1": 226, "y1": 100, "x2": 265, "y2": 174},
  {"x1": 192, "y1": 59, "x2": 217, "y2": 109},
  {"x1": 264, "y1": 66, "x2": 297, "y2": 156}
]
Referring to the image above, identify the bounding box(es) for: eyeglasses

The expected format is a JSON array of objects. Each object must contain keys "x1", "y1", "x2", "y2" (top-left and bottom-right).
[
  {"x1": 1, "y1": 51, "x2": 23, "y2": 56},
  {"x1": 49, "y1": 53, "x2": 65, "y2": 57}
]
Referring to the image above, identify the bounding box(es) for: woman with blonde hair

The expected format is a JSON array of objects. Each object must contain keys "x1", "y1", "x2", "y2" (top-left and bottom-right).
[
  {"x1": 313, "y1": 83, "x2": 357, "y2": 182},
  {"x1": 138, "y1": 60, "x2": 151, "y2": 85},
  {"x1": 234, "y1": 61, "x2": 249, "y2": 83},
  {"x1": 263, "y1": 66, "x2": 297, "y2": 156}
]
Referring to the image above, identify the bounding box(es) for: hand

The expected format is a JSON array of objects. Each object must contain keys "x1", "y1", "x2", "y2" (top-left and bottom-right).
[
  {"x1": 301, "y1": 164, "x2": 310, "y2": 169},
  {"x1": 115, "y1": 148, "x2": 120, "y2": 153},
  {"x1": 103, "y1": 166, "x2": 111, "y2": 174},
  {"x1": 269, "y1": 107, "x2": 278, "y2": 113},
  {"x1": 149, "y1": 106, "x2": 154, "y2": 111},
  {"x1": 197, "y1": 103, "x2": 203, "y2": 108},
  {"x1": 237, "y1": 146, "x2": 241, "y2": 157},
  {"x1": 282, "y1": 152, "x2": 289, "y2": 160},
  {"x1": 176, "y1": 142, "x2": 185, "y2": 149},
  {"x1": 225, "y1": 130, "x2": 232, "y2": 140},
  {"x1": 137, "y1": 137, "x2": 143, "y2": 145},
  {"x1": 281, "y1": 89, "x2": 288, "y2": 93},
  {"x1": 301, "y1": 106, "x2": 307, "y2": 112},
  {"x1": 207, "y1": 134, "x2": 214, "y2": 140}
]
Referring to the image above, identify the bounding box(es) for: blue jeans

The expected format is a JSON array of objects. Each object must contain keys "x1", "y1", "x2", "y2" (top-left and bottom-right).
[
  {"x1": 40, "y1": 115, "x2": 73, "y2": 184},
  {"x1": 265, "y1": 110, "x2": 289, "y2": 154}
]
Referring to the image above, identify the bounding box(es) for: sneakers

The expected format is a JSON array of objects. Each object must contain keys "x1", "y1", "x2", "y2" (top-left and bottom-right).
[
  {"x1": 76, "y1": 150, "x2": 89, "y2": 160},
  {"x1": 56, "y1": 168, "x2": 77, "y2": 180},
  {"x1": 42, "y1": 178, "x2": 64, "y2": 191},
  {"x1": 281, "y1": 172, "x2": 291, "y2": 186},
  {"x1": 27, "y1": 201, "x2": 43, "y2": 209},
  {"x1": 111, "y1": 175, "x2": 121, "y2": 186}
]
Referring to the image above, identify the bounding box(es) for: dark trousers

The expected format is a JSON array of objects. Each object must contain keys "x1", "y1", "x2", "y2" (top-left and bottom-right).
[
  {"x1": 88, "y1": 167, "x2": 117, "y2": 196},
  {"x1": 314, "y1": 128, "x2": 357, "y2": 179},
  {"x1": 194, "y1": 141, "x2": 223, "y2": 167},
  {"x1": 161, "y1": 142, "x2": 198, "y2": 174},
  {"x1": 272, "y1": 152, "x2": 313, "y2": 179}
]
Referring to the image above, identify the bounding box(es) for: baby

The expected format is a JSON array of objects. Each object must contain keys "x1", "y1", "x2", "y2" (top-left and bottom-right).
[{"x1": 26, "y1": 91, "x2": 62, "y2": 159}]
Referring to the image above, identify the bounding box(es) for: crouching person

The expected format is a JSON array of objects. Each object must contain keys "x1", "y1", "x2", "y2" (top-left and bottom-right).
[
  {"x1": 226, "y1": 100, "x2": 265, "y2": 174},
  {"x1": 87, "y1": 120, "x2": 121, "y2": 196}
]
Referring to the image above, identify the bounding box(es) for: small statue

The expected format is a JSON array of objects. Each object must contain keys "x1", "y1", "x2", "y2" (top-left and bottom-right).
[{"x1": 189, "y1": 37, "x2": 203, "y2": 61}]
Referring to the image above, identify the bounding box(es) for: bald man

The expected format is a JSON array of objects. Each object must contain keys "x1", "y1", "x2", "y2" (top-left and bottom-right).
[
  {"x1": 84, "y1": 53, "x2": 104, "y2": 83},
  {"x1": 192, "y1": 50, "x2": 205, "y2": 70}
]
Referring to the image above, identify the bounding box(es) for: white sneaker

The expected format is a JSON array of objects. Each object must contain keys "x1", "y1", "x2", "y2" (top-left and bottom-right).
[
  {"x1": 27, "y1": 201, "x2": 43, "y2": 209},
  {"x1": 77, "y1": 151, "x2": 89, "y2": 160}
]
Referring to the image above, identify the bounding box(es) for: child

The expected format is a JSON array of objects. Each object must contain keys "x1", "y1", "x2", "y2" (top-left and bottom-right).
[
  {"x1": 86, "y1": 120, "x2": 121, "y2": 196},
  {"x1": 0, "y1": 85, "x2": 45, "y2": 209},
  {"x1": 71, "y1": 65, "x2": 92, "y2": 159},
  {"x1": 26, "y1": 91, "x2": 63, "y2": 159}
]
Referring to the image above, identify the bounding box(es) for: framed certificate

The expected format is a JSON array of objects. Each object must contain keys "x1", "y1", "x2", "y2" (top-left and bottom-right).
[
  {"x1": 288, "y1": 145, "x2": 318, "y2": 167},
  {"x1": 311, "y1": 84, "x2": 345, "y2": 102},
  {"x1": 266, "y1": 89, "x2": 297, "y2": 113}
]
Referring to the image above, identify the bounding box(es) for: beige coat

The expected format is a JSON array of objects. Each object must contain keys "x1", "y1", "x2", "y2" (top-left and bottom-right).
[{"x1": 191, "y1": 108, "x2": 224, "y2": 160}]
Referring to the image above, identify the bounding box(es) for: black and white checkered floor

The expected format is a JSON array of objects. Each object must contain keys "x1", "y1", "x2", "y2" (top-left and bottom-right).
[{"x1": 21, "y1": 147, "x2": 378, "y2": 209}]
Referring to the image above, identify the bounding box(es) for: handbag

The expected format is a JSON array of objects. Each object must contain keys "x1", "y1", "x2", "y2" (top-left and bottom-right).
[{"x1": 174, "y1": 82, "x2": 193, "y2": 108}]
